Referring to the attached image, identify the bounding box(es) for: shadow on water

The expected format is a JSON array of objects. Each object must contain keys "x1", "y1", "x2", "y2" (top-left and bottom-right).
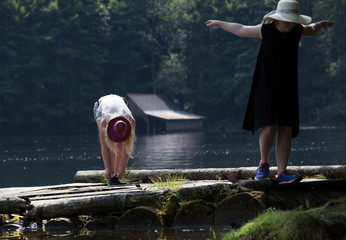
[{"x1": 0, "y1": 128, "x2": 345, "y2": 188}]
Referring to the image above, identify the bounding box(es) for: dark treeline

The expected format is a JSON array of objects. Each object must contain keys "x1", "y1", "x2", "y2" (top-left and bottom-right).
[{"x1": 1, "y1": 0, "x2": 345, "y2": 136}]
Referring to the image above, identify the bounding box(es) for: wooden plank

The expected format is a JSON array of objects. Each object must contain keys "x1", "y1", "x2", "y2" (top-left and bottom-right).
[
  {"x1": 74, "y1": 165, "x2": 346, "y2": 183},
  {"x1": 21, "y1": 181, "x2": 223, "y2": 201},
  {"x1": 28, "y1": 186, "x2": 147, "y2": 201},
  {"x1": 0, "y1": 183, "x2": 105, "y2": 197},
  {"x1": 17, "y1": 185, "x2": 131, "y2": 198},
  {"x1": 23, "y1": 181, "x2": 230, "y2": 219},
  {"x1": 26, "y1": 190, "x2": 166, "y2": 219}
]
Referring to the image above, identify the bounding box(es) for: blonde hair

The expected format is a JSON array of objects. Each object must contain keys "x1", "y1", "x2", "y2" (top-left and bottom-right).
[{"x1": 103, "y1": 114, "x2": 135, "y2": 157}]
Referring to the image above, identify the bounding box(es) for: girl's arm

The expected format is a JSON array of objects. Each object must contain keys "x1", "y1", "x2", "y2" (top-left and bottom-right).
[
  {"x1": 205, "y1": 20, "x2": 262, "y2": 38},
  {"x1": 302, "y1": 20, "x2": 335, "y2": 37},
  {"x1": 98, "y1": 118, "x2": 112, "y2": 180}
]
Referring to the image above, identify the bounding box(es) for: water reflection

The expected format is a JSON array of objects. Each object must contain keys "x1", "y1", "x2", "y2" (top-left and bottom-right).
[
  {"x1": 130, "y1": 132, "x2": 204, "y2": 169},
  {"x1": 0, "y1": 128, "x2": 345, "y2": 188},
  {"x1": 130, "y1": 130, "x2": 260, "y2": 170}
]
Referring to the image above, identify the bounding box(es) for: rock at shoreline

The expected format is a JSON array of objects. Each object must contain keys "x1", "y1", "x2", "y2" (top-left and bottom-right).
[
  {"x1": 173, "y1": 200, "x2": 215, "y2": 228},
  {"x1": 116, "y1": 206, "x2": 163, "y2": 230},
  {"x1": 214, "y1": 192, "x2": 266, "y2": 227},
  {"x1": 85, "y1": 216, "x2": 119, "y2": 230}
]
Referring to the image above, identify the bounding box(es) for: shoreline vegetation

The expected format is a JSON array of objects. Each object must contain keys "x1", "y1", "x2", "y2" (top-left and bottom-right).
[
  {"x1": 223, "y1": 197, "x2": 346, "y2": 240},
  {"x1": 1, "y1": 0, "x2": 345, "y2": 136},
  {"x1": 1, "y1": 166, "x2": 345, "y2": 239}
]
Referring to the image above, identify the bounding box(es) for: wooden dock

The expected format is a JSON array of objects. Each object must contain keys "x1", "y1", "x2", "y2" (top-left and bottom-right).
[
  {"x1": 1, "y1": 166, "x2": 346, "y2": 228},
  {"x1": 0, "y1": 180, "x2": 232, "y2": 220}
]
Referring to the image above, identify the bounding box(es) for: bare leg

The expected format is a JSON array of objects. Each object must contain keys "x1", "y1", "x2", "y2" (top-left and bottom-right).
[
  {"x1": 276, "y1": 126, "x2": 292, "y2": 174},
  {"x1": 259, "y1": 125, "x2": 277, "y2": 163},
  {"x1": 112, "y1": 142, "x2": 125, "y2": 178},
  {"x1": 117, "y1": 152, "x2": 130, "y2": 179},
  {"x1": 97, "y1": 119, "x2": 112, "y2": 180},
  {"x1": 108, "y1": 149, "x2": 115, "y2": 176}
]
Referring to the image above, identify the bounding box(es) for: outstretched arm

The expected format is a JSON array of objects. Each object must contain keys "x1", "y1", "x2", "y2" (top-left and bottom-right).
[
  {"x1": 302, "y1": 20, "x2": 335, "y2": 37},
  {"x1": 205, "y1": 20, "x2": 262, "y2": 38}
]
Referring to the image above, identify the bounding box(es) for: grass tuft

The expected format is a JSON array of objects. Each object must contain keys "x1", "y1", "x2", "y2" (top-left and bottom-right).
[{"x1": 150, "y1": 174, "x2": 187, "y2": 190}]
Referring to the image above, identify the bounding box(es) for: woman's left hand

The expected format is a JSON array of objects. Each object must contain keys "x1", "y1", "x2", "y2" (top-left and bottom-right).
[{"x1": 320, "y1": 20, "x2": 335, "y2": 30}]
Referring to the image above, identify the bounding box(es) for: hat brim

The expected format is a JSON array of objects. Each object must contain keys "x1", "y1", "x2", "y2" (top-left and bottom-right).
[
  {"x1": 107, "y1": 116, "x2": 132, "y2": 143},
  {"x1": 264, "y1": 11, "x2": 311, "y2": 25}
]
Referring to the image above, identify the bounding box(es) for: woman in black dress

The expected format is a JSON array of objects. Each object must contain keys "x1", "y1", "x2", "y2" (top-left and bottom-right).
[{"x1": 205, "y1": 0, "x2": 334, "y2": 184}]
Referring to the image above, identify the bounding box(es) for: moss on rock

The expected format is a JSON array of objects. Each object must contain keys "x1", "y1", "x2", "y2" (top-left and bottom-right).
[
  {"x1": 84, "y1": 215, "x2": 119, "y2": 230},
  {"x1": 116, "y1": 206, "x2": 163, "y2": 230},
  {"x1": 222, "y1": 197, "x2": 346, "y2": 240},
  {"x1": 214, "y1": 192, "x2": 266, "y2": 228},
  {"x1": 173, "y1": 199, "x2": 215, "y2": 228}
]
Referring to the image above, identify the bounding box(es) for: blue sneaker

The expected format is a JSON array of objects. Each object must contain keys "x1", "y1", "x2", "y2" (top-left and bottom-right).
[
  {"x1": 255, "y1": 161, "x2": 270, "y2": 180},
  {"x1": 276, "y1": 171, "x2": 302, "y2": 184}
]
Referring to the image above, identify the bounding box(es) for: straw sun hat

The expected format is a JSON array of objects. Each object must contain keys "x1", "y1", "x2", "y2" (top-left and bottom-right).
[{"x1": 263, "y1": 0, "x2": 311, "y2": 25}]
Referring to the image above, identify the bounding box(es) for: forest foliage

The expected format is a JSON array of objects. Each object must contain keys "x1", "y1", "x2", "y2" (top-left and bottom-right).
[{"x1": 1, "y1": 0, "x2": 345, "y2": 136}]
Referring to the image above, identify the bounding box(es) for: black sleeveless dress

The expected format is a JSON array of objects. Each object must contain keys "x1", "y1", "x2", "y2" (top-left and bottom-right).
[{"x1": 242, "y1": 23, "x2": 303, "y2": 138}]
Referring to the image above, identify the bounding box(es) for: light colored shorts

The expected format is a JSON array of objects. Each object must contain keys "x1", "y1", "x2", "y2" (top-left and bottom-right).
[{"x1": 93, "y1": 101, "x2": 102, "y2": 121}]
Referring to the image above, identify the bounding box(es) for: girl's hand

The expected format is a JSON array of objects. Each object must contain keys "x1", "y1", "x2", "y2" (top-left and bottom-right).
[
  {"x1": 205, "y1": 20, "x2": 221, "y2": 29},
  {"x1": 104, "y1": 168, "x2": 111, "y2": 180},
  {"x1": 117, "y1": 168, "x2": 126, "y2": 179}
]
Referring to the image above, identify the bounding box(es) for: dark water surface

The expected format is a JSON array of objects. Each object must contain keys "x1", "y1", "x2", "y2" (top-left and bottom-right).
[
  {"x1": 1, "y1": 128, "x2": 345, "y2": 188},
  {"x1": 0, "y1": 228, "x2": 231, "y2": 240}
]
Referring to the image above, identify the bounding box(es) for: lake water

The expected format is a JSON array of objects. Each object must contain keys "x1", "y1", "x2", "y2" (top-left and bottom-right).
[{"x1": 1, "y1": 128, "x2": 345, "y2": 188}]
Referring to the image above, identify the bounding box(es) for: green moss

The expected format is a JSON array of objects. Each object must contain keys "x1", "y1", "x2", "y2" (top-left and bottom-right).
[
  {"x1": 84, "y1": 215, "x2": 119, "y2": 230},
  {"x1": 263, "y1": 190, "x2": 303, "y2": 209},
  {"x1": 178, "y1": 199, "x2": 215, "y2": 216},
  {"x1": 216, "y1": 184, "x2": 233, "y2": 202},
  {"x1": 222, "y1": 198, "x2": 346, "y2": 240},
  {"x1": 157, "y1": 192, "x2": 185, "y2": 215},
  {"x1": 145, "y1": 192, "x2": 186, "y2": 226},
  {"x1": 101, "y1": 176, "x2": 108, "y2": 184},
  {"x1": 77, "y1": 198, "x2": 95, "y2": 212},
  {"x1": 122, "y1": 166, "x2": 141, "y2": 183},
  {"x1": 312, "y1": 173, "x2": 327, "y2": 179},
  {"x1": 0, "y1": 214, "x2": 10, "y2": 224}
]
